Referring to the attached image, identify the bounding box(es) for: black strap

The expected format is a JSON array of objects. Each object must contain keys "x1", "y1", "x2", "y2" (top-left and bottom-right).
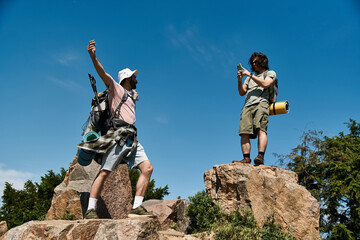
[
  {"x1": 271, "y1": 102, "x2": 277, "y2": 115},
  {"x1": 88, "y1": 74, "x2": 102, "y2": 110},
  {"x1": 113, "y1": 90, "x2": 129, "y2": 119},
  {"x1": 259, "y1": 70, "x2": 277, "y2": 103}
]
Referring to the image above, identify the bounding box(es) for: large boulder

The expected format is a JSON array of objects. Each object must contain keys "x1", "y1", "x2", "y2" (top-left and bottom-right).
[
  {"x1": 158, "y1": 229, "x2": 200, "y2": 240},
  {"x1": 143, "y1": 199, "x2": 191, "y2": 233},
  {"x1": 97, "y1": 163, "x2": 133, "y2": 219},
  {"x1": 0, "y1": 215, "x2": 160, "y2": 240},
  {"x1": 46, "y1": 150, "x2": 132, "y2": 220},
  {"x1": 204, "y1": 163, "x2": 320, "y2": 240}
]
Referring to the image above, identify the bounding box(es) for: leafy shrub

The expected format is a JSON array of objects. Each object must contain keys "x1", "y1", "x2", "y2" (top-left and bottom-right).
[
  {"x1": 260, "y1": 220, "x2": 297, "y2": 240},
  {"x1": 186, "y1": 190, "x2": 222, "y2": 233},
  {"x1": 214, "y1": 208, "x2": 261, "y2": 240},
  {"x1": 187, "y1": 190, "x2": 297, "y2": 240},
  {"x1": 58, "y1": 210, "x2": 75, "y2": 220}
]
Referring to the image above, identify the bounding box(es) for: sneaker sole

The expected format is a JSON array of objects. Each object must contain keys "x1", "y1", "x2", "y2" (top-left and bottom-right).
[
  {"x1": 254, "y1": 160, "x2": 264, "y2": 166},
  {"x1": 232, "y1": 160, "x2": 251, "y2": 164}
]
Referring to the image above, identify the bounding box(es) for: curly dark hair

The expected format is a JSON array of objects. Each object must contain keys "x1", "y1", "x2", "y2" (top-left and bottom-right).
[{"x1": 249, "y1": 52, "x2": 269, "y2": 73}]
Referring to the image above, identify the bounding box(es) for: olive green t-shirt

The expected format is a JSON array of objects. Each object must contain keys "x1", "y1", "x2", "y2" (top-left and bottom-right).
[{"x1": 244, "y1": 70, "x2": 276, "y2": 107}]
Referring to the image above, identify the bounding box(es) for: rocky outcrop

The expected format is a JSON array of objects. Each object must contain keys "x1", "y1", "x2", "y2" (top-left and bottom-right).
[
  {"x1": 143, "y1": 199, "x2": 190, "y2": 233},
  {"x1": 0, "y1": 218, "x2": 204, "y2": 240},
  {"x1": 0, "y1": 215, "x2": 160, "y2": 240},
  {"x1": 158, "y1": 229, "x2": 200, "y2": 240},
  {"x1": 97, "y1": 163, "x2": 133, "y2": 219},
  {"x1": 204, "y1": 163, "x2": 320, "y2": 240},
  {"x1": 46, "y1": 151, "x2": 132, "y2": 220},
  {"x1": 9, "y1": 147, "x2": 321, "y2": 239}
]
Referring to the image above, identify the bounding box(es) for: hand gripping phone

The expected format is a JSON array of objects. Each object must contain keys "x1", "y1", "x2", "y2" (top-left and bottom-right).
[{"x1": 237, "y1": 63, "x2": 244, "y2": 71}]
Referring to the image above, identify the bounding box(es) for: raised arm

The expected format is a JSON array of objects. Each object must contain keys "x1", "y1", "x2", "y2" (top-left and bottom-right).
[
  {"x1": 237, "y1": 70, "x2": 248, "y2": 96},
  {"x1": 87, "y1": 40, "x2": 114, "y2": 88},
  {"x1": 241, "y1": 68, "x2": 274, "y2": 89}
]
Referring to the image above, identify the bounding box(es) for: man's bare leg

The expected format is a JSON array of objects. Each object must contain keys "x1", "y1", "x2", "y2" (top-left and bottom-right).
[
  {"x1": 132, "y1": 160, "x2": 153, "y2": 209},
  {"x1": 257, "y1": 130, "x2": 267, "y2": 153},
  {"x1": 241, "y1": 134, "x2": 251, "y2": 155},
  {"x1": 85, "y1": 170, "x2": 111, "y2": 218},
  {"x1": 233, "y1": 134, "x2": 251, "y2": 163},
  {"x1": 89, "y1": 170, "x2": 111, "y2": 199},
  {"x1": 254, "y1": 129, "x2": 267, "y2": 165}
]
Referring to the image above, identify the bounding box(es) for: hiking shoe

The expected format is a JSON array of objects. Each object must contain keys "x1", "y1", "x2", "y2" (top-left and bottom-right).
[
  {"x1": 130, "y1": 205, "x2": 153, "y2": 215},
  {"x1": 254, "y1": 154, "x2": 264, "y2": 166},
  {"x1": 84, "y1": 208, "x2": 99, "y2": 219},
  {"x1": 232, "y1": 157, "x2": 251, "y2": 164}
]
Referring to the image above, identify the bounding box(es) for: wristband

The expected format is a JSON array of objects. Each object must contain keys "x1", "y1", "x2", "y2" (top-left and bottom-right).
[{"x1": 249, "y1": 73, "x2": 253, "y2": 79}]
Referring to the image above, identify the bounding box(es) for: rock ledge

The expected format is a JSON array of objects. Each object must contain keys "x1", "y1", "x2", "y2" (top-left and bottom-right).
[{"x1": 0, "y1": 215, "x2": 160, "y2": 240}]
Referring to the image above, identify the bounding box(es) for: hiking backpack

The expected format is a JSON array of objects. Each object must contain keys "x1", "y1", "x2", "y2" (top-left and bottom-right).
[
  {"x1": 82, "y1": 74, "x2": 129, "y2": 136},
  {"x1": 263, "y1": 70, "x2": 278, "y2": 103}
]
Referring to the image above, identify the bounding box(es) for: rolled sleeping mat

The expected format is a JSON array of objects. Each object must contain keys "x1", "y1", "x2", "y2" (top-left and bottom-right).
[
  {"x1": 77, "y1": 131, "x2": 101, "y2": 166},
  {"x1": 269, "y1": 101, "x2": 290, "y2": 115}
]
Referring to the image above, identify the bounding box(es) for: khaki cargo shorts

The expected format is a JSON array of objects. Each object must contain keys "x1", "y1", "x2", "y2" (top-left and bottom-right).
[{"x1": 239, "y1": 101, "x2": 269, "y2": 139}]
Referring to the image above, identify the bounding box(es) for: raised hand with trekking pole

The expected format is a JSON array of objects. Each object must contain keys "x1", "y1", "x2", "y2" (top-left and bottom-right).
[{"x1": 80, "y1": 40, "x2": 154, "y2": 219}]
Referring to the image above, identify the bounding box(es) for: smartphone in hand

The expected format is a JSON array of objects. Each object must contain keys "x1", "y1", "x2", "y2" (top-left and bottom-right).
[{"x1": 237, "y1": 64, "x2": 244, "y2": 71}]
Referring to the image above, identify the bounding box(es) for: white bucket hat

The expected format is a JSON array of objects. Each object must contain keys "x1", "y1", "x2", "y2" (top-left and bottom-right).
[{"x1": 118, "y1": 68, "x2": 138, "y2": 84}]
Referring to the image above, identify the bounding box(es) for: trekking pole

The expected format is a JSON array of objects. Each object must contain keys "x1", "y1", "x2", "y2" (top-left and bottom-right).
[{"x1": 88, "y1": 73, "x2": 102, "y2": 110}]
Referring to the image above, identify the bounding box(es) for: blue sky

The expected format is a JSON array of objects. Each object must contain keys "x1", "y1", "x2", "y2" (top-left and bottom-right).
[{"x1": 0, "y1": 0, "x2": 359, "y2": 201}]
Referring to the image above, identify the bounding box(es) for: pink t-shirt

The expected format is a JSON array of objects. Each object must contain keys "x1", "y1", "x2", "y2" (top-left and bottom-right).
[{"x1": 108, "y1": 80, "x2": 136, "y2": 125}]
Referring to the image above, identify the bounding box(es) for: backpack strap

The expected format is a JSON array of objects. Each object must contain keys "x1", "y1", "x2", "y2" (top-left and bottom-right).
[
  {"x1": 113, "y1": 90, "x2": 129, "y2": 119},
  {"x1": 263, "y1": 70, "x2": 268, "y2": 79},
  {"x1": 258, "y1": 70, "x2": 269, "y2": 98},
  {"x1": 259, "y1": 70, "x2": 276, "y2": 98},
  {"x1": 263, "y1": 70, "x2": 271, "y2": 96}
]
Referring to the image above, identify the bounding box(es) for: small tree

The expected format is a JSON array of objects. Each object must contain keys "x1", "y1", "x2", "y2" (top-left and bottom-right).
[
  {"x1": 275, "y1": 130, "x2": 326, "y2": 200},
  {"x1": 276, "y1": 119, "x2": 360, "y2": 239},
  {"x1": 0, "y1": 168, "x2": 66, "y2": 229}
]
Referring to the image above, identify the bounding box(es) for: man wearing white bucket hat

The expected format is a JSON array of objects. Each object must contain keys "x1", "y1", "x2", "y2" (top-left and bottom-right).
[{"x1": 84, "y1": 40, "x2": 153, "y2": 218}]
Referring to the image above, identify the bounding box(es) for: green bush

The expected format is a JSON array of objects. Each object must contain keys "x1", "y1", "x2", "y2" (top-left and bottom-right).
[
  {"x1": 58, "y1": 210, "x2": 75, "y2": 220},
  {"x1": 187, "y1": 190, "x2": 297, "y2": 240},
  {"x1": 214, "y1": 208, "x2": 261, "y2": 240},
  {"x1": 261, "y1": 220, "x2": 297, "y2": 240},
  {"x1": 186, "y1": 190, "x2": 222, "y2": 233}
]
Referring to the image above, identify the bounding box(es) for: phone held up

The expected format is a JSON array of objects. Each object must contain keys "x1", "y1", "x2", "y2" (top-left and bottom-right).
[{"x1": 237, "y1": 63, "x2": 244, "y2": 71}]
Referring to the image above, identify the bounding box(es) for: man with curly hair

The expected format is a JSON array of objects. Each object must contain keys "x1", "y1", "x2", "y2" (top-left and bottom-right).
[{"x1": 233, "y1": 52, "x2": 277, "y2": 166}]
